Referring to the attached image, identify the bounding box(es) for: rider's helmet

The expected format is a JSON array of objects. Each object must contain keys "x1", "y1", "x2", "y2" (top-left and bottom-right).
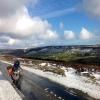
[{"x1": 13, "y1": 58, "x2": 20, "y2": 71}]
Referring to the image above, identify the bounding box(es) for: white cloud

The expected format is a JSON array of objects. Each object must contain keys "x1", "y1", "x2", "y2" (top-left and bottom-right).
[
  {"x1": 0, "y1": 4, "x2": 59, "y2": 48},
  {"x1": 80, "y1": 28, "x2": 93, "y2": 40},
  {"x1": 0, "y1": 36, "x2": 9, "y2": 43},
  {"x1": 0, "y1": 36, "x2": 21, "y2": 48},
  {"x1": 0, "y1": 0, "x2": 38, "y2": 17},
  {"x1": 0, "y1": 36, "x2": 20, "y2": 46},
  {"x1": 0, "y1": 7, "x2": 48, "y2": 38},
  {"x1": 64, "y1": 30, "x2": 75, "y2": 40},
  {"x1": 40, "y1": 30, "x2": 58, "y2": 40},
  {"x1": 8, "y1": 39, "x2": 16, "y2": 45},
  {"x1": 82, "y1": 0, "x2": 100, "y2": 17}
]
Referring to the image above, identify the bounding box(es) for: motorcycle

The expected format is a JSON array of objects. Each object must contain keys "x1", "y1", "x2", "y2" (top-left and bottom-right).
[{"x1": 7, "y1": 66, "x2": 22, "y2": 89}]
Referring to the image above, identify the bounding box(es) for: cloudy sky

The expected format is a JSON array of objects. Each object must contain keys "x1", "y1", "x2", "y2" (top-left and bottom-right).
[{"x1": 0, "y1": 0, "x2": 100, "y2": 49}]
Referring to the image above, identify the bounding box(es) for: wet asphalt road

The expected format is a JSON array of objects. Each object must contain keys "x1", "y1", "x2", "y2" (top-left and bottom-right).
[{"x1": 0, "y1": 61, "x2": 92, "y2": 100}]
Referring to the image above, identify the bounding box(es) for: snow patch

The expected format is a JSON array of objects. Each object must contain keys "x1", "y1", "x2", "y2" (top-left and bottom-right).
[
  {"x1": 0, "y1": 71, "x2": 22, "y2": 100},
  {"x1": 93, "y1": 73, "x2": 100, "y2": 80},
  {"x1": 39, "y1": 63, "x2": 46, "y2": 66}
]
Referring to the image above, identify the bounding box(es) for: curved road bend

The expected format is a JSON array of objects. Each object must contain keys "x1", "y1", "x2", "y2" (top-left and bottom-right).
[{"x1": 0, "y1": 61, "x2": 93, "y2": 100}]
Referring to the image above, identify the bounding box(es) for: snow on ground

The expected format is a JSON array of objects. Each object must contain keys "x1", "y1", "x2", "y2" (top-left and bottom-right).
[
  {"x1": 93, "y1": 73, "x2": 100, "y2": 80},
  {"x1": 22, "y1": 67, "x2": 100, "y2": 99},
  {"x1": 39, "y1": 63, "x2": 47, "y2": 66},
  {"x1": 1, "y1": 60, "x2": 100, "y2": 99},
  {"x1": 0, "y1": 71, "x2": 22, "y2": 100}
]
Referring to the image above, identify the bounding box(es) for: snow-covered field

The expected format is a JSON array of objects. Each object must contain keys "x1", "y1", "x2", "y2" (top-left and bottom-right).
[
  {"x1": 0, "y1": 71, "x2": 22, "y2": 100},
  {"x1": 1, "y1": 60, "x2": 100, "y2": 99}
]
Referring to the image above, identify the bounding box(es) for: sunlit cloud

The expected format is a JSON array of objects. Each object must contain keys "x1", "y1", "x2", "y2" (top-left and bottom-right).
[
  {"x1": 80, "y1": 28, "x2": 93, "y2": 40},
  {"x1": 64, "y1": 30, "x2": 76, "y2": 40}
]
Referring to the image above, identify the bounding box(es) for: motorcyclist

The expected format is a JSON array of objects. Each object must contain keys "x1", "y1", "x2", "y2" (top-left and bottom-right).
[
  {"x1": 13, "y1": 59, "x2": 21, "y2": 71},
  {"x1": 7, "y1": 59, "x2": 22, "y2": 88},
  {"x1": 11, "y1": 59, "x2": 22, "y2": 86}
]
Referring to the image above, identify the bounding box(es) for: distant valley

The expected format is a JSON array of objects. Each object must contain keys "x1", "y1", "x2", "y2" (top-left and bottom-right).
[{"x1": 0, "y1": 45, "x2": 100, "y2": 65}]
